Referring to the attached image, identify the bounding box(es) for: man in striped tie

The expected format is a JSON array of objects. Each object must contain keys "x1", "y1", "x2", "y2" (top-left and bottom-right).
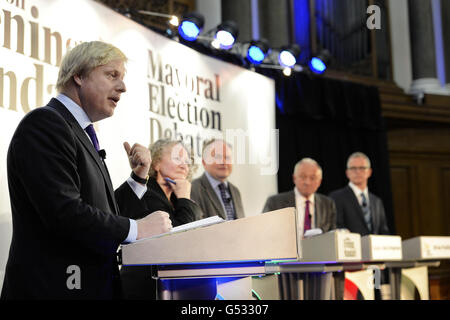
[
  {"x1": 191, "y1": 139, "x2": 245, "y2": 220},
  {"x1": 329, "y1": 152, "x2": 390, "y2": 236},
  {"x1": 329, "y1": 153, "x2": 391, "y2": 300}
]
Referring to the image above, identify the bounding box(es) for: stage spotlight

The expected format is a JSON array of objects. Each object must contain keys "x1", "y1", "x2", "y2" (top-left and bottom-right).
[
  {"x1": 211, "y1": 38, "x2": 221, "y2": 49},
  {"x1": 282, "y1": 67, "x2": 292, "y2": 77},
  {"x1": 246, "y1": 39, "x2": 269, "y2": 65},
  {"x1": 137, "y1": 10, "x2": 179, "y2": 27},
  {"x1": 214, "y1": 21, "x2": 239, "y2": 49},
  {"x1": 178, "y1": 12, "x2": 204, "y2": 41},
  {"x1": 310, "y1": 57, "x2": 326, "y2": 73},
  {"x1": 169, "y1": 16, "x2": 179, "y2": 27},
  {"x1": 309, "y1": 50, "x2": 331, "y2": 74},
  {"x1": 278, "y1": 44, "x2": 301, "y2": 68}
]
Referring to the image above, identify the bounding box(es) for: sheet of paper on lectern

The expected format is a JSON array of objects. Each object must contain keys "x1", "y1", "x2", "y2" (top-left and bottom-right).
[
  {"x1": 171, "y1": 216, "x2": 225, "y2": 233},
  {"x1": 136, "y1": 216, "x2": 225, "y2": 242},
  {"x1": 304, "y1": 228, "x2": 323, "y2": 238}
]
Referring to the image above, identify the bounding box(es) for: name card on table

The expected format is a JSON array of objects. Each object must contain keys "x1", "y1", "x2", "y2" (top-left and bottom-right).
[
  {"x1": 361, "y1": 235, "x2": 402, "y2": 262},
  {"x1": 300, "y1": 230, "x2": 361, "y2": 262},
  {"x1": 402, "y1": 236, "x2": 450, "y2": 260}
]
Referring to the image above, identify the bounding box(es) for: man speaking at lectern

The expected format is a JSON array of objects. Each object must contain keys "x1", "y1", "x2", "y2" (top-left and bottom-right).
[
  {"x1": 262, "y1": 158, "x2": 336, "y2": 236},
  {"x1": 1, "y1": 41, "x2": 171, "y2": 300}
]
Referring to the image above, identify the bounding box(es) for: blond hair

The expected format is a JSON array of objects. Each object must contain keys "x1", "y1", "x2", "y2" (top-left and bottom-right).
[
  {"x1": 148, "y1": 139, "x2": 197, "y2": 181},
  {"x1": 56, "y1": 41, "x2": 127, "y2": 92}
]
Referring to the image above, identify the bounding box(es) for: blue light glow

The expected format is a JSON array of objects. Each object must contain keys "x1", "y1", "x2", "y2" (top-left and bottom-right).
[
  {"x1": 309, "y1": 57, "x2": 327, "y2": 74},
  {"x1": 178, "y1": 21, "x2": 201, "y2": 41},
  {"x1": 247, "y1": 45, "x2": 265, "y2": 64}
]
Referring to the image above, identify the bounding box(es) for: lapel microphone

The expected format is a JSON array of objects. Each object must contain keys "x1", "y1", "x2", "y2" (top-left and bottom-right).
[{"x1": 98, "y1": 149, "x2": 106, "y2": 160}]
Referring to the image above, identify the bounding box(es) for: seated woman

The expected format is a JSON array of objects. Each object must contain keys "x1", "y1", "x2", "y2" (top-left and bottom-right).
[{"x1": 115, "y1": 139, "x2": 203, "y2": 299}]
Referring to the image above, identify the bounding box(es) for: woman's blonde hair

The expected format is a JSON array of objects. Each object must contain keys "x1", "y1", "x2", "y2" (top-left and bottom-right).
[
  {"x1": 56, "y1": 41, "x2": 127, "y2": 92},
  {"x1": 148, "y1": 139, "x2": 197, "y2": 181}
]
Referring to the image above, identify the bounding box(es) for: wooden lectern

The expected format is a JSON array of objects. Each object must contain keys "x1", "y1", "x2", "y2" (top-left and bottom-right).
[{"x1": 121, "y1": 208, "x2": 299, "y2": 299}]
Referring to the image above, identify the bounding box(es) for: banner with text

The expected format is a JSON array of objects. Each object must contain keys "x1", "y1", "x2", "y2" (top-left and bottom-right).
[{"x1": 0, "y1": 0, "x2": 277, "y2": 289}]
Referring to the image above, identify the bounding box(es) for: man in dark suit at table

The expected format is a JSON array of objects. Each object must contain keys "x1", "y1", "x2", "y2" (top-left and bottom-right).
[
  {"x1": 1, "y1": 41, "x2": 172, "y2": 300},
  {"x1": 329, "y1": 152, "x2": 390, "y2": 236},
  {"x1": 329, "y1": 152, "x2": 390, "y2": 300},
  {"x1": 191, "y1": 139, "x2": 245, "y2": 220},
  {"x1": 262, "y1": 158, "x2": 336, "y2": 236}
]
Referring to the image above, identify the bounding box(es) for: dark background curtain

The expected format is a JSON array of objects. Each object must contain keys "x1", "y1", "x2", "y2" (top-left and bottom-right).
[{"x1": 258, "y1": 69, "x2": 395, "y2": 234}]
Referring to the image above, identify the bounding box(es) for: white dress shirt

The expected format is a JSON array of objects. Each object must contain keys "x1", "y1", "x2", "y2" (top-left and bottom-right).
[
  {"x1": 204, "y1": 171, "x2": 236, "y2": 217},
  {"x1": 56, "y1": 93, "x2": 144, "y2": 243},
  {"x1": 294, "y1": 187, "x2": 315, "y2": 237},
  {"x1": 348, "y1": 182, "x2": 369, "y2": 207}
]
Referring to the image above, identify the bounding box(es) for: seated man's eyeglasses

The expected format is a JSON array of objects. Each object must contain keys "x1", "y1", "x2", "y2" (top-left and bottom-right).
[{"x1": 348, "y1": 166, "x2": 369, "y2": 171}]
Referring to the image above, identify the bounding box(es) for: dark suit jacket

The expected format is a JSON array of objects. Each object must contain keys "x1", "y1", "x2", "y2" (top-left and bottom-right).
[
  {"x1": 329, "y1": 185, "x2": 390, "y2": 236},
  {"x1": 191, "y1": 173, "x2": 245, "y2": 220},
  {"x1": 115, "y1": 177, "x2": 202, "y2": 224},
  {"x1": 1, "y1": 98, "x2": 130, "y2": 300},
  {"x1": 262, "y1": 191, "x2": 337, "y2": 233},
  {"x1": 115, "y1": 177, "x2": 201, "y2": 299}
]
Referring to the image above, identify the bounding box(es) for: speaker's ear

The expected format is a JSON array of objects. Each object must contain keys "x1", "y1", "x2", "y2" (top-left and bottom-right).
[{"x1": 73, "y1": 73, "x2": 83, "y2": 86}]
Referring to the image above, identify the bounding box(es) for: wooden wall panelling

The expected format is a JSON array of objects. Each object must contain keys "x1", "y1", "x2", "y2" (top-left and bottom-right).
[
  {"x1": 389, "y1": 164, "x2": 416, "y2": 239},
  {"x1": 441, "y1": 167, "x2": 450, "y2": 236}
]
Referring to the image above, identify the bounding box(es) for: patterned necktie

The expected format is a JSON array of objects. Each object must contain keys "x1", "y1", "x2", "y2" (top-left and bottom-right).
[
  {"x1": 218, "y1": 183, "x2": 235, "y2": 220},
  {"x1": 304, "y1": 199, "x2": 311, "y2": 232},
  {"x1": 361, "y1": 193, "x2": 372, "y2": 232},
  {"x1": 84, "y1": 124, "x2": 100, "y2": 152}
]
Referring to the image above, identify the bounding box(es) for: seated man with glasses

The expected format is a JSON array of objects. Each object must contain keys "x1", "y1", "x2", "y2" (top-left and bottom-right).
[
  {"x1": 329, "y1": 152, "x2": 390, "y2": 236},
  {"x1": 330, "y1": 152, "x2": 391, "y2": 301}
]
